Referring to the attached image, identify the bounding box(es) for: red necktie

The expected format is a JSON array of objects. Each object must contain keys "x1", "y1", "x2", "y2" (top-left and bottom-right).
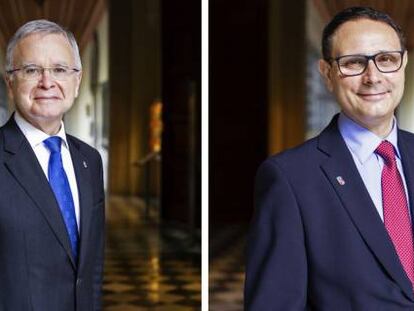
[{"x1": 376, "y1": 140, "x2": 414, "y2": 286}]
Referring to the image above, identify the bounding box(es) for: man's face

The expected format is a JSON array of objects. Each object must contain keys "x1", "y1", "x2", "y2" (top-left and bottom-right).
[
  {"x1": 319, "y1": 19, "x2": 407, "y2": 135},
  {"x1": 5, "y1": 33, "x2": 81, "y2": 133}
]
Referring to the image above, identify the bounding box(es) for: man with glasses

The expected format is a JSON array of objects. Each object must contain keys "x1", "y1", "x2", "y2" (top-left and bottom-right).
[
  {"x1": 0, "y1": 20, "x2": 104, "y2": 310},
  {"x1": 245, "y1": 7, "x2": 414, "y2": 310}
]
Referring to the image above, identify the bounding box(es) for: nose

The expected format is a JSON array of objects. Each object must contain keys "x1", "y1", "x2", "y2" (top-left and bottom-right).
[
  {"x1": 38, "y1": 68, "x2": 55, "y2": 89},
  {"x1": 362, "y1": 59, "x2": 382, "y2": 84}
]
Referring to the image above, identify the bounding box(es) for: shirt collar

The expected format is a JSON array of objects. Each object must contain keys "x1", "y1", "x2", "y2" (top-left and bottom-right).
[
  {"x1": 338, "y1": 112, "x2": 400, "y2": 164},
  {"x1": 14, "y1": 111, "x2": 69, "y2": 150}
]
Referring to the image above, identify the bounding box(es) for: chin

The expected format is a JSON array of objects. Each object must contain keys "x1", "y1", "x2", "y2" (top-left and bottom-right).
[
  {"x1": 361, "y1": 103, "x2": 393, "y2": 116},
  {"x1": 30, "y1": 112, "x2": 63, "y2": 121}
]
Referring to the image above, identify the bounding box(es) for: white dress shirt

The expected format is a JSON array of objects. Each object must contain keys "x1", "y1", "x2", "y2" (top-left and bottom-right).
[{"x1": 14, "y1": 112, "x2": 80, "y2": 230}]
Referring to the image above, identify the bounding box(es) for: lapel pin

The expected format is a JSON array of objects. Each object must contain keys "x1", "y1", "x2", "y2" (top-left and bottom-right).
[
  {"x1": 83, "y1": 161, "x2": 88, "y2": 168},
  {"x1": 336, "y1": 176, "x2": 345, "y2": 186}
]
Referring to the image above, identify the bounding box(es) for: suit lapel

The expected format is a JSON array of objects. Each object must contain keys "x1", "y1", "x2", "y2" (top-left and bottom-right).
[
  {"x1": 398, "y1": 132, "x2": 414, "y2": 228},
  {"x1": 2, "y1": 118, "x2": 77, "y2": 268},
  {"x1": 67, "y1": 137, "x2": 94, "y2": 273},
  {"x1": 318, "y1": 116, "x2": 414, "y2": 300}
]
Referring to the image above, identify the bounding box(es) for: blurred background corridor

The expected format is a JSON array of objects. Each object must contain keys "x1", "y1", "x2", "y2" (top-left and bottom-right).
[
  {"x1": 4, "y1": 0, "x2": 414, "y2": 310},
  {"x1": 0, "y1": 0, "x2": 200, "y2": 310},
  {"x1": 211, "y1": 0, "x2": 414, "y2": 310}
]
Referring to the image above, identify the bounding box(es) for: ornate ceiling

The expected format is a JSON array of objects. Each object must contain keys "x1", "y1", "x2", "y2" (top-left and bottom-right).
[
  {"x1": 0, "y1": 0, "x2": 106, "y2": 52},
  {"x1": 313, "y1": 0, "x2": 414, "y2": 49}
]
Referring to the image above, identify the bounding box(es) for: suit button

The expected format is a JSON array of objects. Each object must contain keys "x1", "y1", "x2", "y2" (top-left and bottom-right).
[{"x1": 76, "y1": 278, "x2": 82, "y2": 286}]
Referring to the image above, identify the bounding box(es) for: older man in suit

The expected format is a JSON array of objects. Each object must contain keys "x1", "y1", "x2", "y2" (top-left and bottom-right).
[
  {"x1": 245, "y1": 6, "x2": 414, "y2": 310},
  {"x1": 0, "y1": 20, "x2": 105, "y2": 310}
]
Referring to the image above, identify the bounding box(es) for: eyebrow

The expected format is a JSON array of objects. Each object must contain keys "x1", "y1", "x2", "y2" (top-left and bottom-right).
[
  {"x1": 18, "y1": 61, "x2": 71, "y2": 67},
  {"x1": 335, "y1": 50, "x2": 402, "y2": 58}
]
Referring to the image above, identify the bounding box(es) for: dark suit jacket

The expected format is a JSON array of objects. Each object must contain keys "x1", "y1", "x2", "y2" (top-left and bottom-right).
[
  {"x1": 245, "y1": 114, "x2": 414, "y2": 310},
  {"x1": 0, "y1": 116, "x2": 105, "y2": 311}
]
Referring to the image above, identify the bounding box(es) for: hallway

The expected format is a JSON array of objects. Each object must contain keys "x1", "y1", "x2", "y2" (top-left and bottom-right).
[{"x1": 103, "y1": 197, "x2": 201, "y2": 310}]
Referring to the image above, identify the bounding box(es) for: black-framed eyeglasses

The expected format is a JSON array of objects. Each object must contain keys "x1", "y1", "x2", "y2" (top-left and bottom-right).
[
  {"x1": 6, "y1": 65, "x2": 80, "y2": 81},
  {"x1": 329, "y1": 50, "x2": 405, "y2": 77}
]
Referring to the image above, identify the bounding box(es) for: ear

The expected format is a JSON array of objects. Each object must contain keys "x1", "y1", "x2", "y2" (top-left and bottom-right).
[
  {"x1": 402, "y1": 50, "x2": 408, "y2": 68},
  {"x1": 74, "y1": 70, "x2": 83, "y2": 98},
  {"x1": 3, "y1": 74, "x2": 15, "y2": 101},
  {"x1": 318, "y1": 59, "x2": 334, "y2": 92}
]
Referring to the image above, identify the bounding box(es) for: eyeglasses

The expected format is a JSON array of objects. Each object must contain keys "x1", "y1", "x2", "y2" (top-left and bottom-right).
[
  {"x1": 6, "y1": 65, "x2": 80, "y2": 81},
  {"x1": 329, "y1": 50, "x2": 405, "y2": 77}
]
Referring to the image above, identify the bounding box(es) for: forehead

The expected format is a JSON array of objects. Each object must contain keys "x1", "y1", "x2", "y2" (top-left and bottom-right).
[
  {"x1": 12, "y1": 33, "x2": 74, "y2": 65},
  {"x1": 330, "y1": 18, "x2": 401, "y2": 56}
]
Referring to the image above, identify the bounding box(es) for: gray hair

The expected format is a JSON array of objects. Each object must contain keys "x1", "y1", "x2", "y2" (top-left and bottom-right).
[{"x1": 5, "y1": 19, "x2": 82, "y2": 72}]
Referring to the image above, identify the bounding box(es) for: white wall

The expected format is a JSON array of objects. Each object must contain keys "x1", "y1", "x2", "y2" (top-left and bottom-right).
[
  {"x1": 65, "y1": 42, "x2": 95, "y2": 144},
  {"x1": 65, "y1": 11, "x2": 109, "y2": 146},
  {"x1": 65, "y1": 11, "x2": 109, "y2": 188}
]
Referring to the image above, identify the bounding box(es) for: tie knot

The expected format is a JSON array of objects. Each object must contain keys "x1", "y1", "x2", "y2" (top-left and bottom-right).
[
  {"x1": 375, "y1": 140, "x2": 396, "y2": 165},
  {"x1": 44, "y1": 136, "x2": 62, "y2": 154}
]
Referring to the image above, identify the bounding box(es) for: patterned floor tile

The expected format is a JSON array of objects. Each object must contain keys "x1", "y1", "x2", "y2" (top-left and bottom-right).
[
  {"x1": 103, "y1": 196, "x2": 201, "y2": 310},
  {"x1": 105, "y1": 305, "x2": 148, "y2": 311},
  {"x1": 104, "y1": 283, "x2": 136, "y2": 293},
  {"x1": 209, "y1": 225, "x2": 247, "y2": 311}
]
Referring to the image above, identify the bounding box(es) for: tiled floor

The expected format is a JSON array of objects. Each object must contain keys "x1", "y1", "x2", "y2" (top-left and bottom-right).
[
  {"x1": 103, "y1": 196, "x2": 201, "y2": 311},
  {"x1": 209, "y1": 225, "x2": 247, "y2": 311}
]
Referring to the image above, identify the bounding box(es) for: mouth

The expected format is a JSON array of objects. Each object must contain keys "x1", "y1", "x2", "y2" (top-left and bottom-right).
[
  {"x1": 33, "y1": 96, "x2": 61, "y2": 101},
  {"x1": 356, "y1": 91, "x2": 390, "y2": 101}
]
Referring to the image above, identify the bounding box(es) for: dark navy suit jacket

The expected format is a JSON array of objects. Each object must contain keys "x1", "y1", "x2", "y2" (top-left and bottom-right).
[
  {"x1": 245, "y1": 114, "x2": 414, "y2": 310},
  {"x1": 0, "y1": 116, "x2": 105, "y2": 311}
]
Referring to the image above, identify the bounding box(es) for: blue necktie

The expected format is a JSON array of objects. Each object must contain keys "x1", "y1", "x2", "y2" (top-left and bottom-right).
[{"x1": 44, "y1": 136, "x2": 79, "y2": 263}]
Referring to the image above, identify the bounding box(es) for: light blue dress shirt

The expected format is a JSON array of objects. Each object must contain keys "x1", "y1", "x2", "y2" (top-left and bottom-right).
[{"x1": 338, "y1": 113, "x2": 410, "y2": 221}]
